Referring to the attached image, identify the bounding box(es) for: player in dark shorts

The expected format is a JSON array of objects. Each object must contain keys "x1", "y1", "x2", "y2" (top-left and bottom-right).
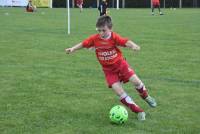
[
  {"x1": 152, "y1": 0, "x2": 163, "y2": 15},
  {"x1": 98, "y1": 0, "x2": 108, "y2": 16}
]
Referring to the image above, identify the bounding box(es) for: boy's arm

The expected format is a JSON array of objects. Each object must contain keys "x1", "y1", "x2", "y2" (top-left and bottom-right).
[
  {"x1": 65, "y1": 42, "x2": 83, "y2": 54},
  {"x1": 125, "y1": 40, "x2": 140, "y2": 51}
]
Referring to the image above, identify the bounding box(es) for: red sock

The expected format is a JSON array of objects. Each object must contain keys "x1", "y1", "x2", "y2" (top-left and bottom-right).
[
  {"x1": 120, "y1": 96, "x2": 144, "y2": 113},
  {"x1": 136, "y1": 85, "x2": 148, "y2": 99}
]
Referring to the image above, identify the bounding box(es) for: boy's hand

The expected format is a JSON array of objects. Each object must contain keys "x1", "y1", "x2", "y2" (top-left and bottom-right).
[
  {"x1": 125, "y1": 40, "x2": 140, "y2": 52},
  {"x1": 130, "y1": 46, "x2": 140, "y2": 52},
  {"x1": 65, "y1": 48, "x2": 75, "y2": 54},
  {"x1": 65, "y1": 43, "x2": 83, "y2": 54}
]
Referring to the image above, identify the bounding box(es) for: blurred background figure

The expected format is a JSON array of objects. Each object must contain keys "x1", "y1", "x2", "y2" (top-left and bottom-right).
[
  {"x1": 76, "y1": 0, "x2": 83, "y2": 12},
  {"x1": 98, "y1": 0, "x2": 108, "y2": 16},
  {"x1": 26, "y1": 0, "x2": 37, "y2": 12},
  {"x1": 151, "y1": 0, "x2": 163, "y2": 15}
]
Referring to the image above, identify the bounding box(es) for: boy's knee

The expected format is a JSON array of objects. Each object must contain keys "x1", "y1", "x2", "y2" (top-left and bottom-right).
[
  {"x1": 129, "y1": 75, "x2": 141, "y2": 85},
  {"x1": 111, "y1": 82, "x2": 122, "y2": 90},
  {"x1": 111, "y1": 82, "x2": 125, "y2": 96}
]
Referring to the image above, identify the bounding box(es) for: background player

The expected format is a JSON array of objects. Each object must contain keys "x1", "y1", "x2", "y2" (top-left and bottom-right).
[
  {"x1": 26, "y1": 0, "x2": 36, "y2": 12},
  {"x1": 152, "y1": 0, "x2": 163, "y2": 15},
  {"x1": 76, "y1": 0, "x2": 83, "y2": 12},
  {"x1": 98, "y1": 0, "x2": 108, "y2": 16}
]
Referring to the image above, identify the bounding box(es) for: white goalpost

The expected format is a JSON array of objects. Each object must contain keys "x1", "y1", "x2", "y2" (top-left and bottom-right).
[
  {"x1": 116, "y1": 0, "x2": 119, "y2": 10},
  {"x1": 49, "y1": 0, "x2": 53, "y2": 8},
  {"x1": 67, "y1": 0, "x2": 70, "y2": 34}
]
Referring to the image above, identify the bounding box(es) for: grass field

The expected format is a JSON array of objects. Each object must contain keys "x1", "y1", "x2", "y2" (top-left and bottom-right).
[{"x1": 0, "y1": 7, "x2": 200, "y2": 134}]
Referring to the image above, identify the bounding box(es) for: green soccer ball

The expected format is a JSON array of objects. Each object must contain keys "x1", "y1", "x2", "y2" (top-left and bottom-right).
[{"x1": 109, "y1": 105, "x2": 128, "y2": 124}]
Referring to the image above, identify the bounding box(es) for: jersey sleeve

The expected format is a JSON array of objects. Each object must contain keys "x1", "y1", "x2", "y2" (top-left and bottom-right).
[
  {"x1": 82, "y1": 35, "x2": 95, "y2": 48},
  {"x1": 113, "y1": 33, "x2": 128, "y2": 47}
]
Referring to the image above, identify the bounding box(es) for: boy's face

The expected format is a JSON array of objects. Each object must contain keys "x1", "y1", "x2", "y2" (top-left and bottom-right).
[{"x1": 96, "y1": 25, "x2": 111, "y2": 38}]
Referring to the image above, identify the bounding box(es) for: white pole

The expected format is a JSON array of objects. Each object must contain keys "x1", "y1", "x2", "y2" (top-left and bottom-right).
[
  {"x1": 116, "y1": 0, "x2": 119, "y2": 10},
  {"x1": 50, "y1": 0, "x2": 52, "y2": 8},
  {"x1": 164, "y1": 0, "x2": 165, "y2": 8},
  {"x1": 97, "y1": 0, "x2": 99, "y2": 8},
  {"x1": 122, "y1": 0, "x2": 125, "y2": 8},
  {"x1": 67, "y1": 0, "x2": 70, "y2": 34},
  {"x1": 179, "y1": 0, "x2": 182, "y2": 8},
  {"x1": 72, "y1": 0, "x2": 74, "y2": 8}
]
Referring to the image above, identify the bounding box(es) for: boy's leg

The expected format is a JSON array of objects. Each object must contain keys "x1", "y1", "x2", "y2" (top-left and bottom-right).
[
  {"x1": 111, "y1": 82, "x2": 145, "y2": 120},
  {"x1": 158, "y1": 6, "x2": 161, "y2": 12},
  {"x1": 152, "y1": 7, "x2": 155, "y2": 15},
  {"x1": 78, "y1": 5, "x2": 82, "y2": 12},
  {"x1": 158, "y1": 5, "x2": 163, "y2": 15},
  {"x1": 129, "y1": 74, "x2": 157, "y2": 107},
  {"x1": 80, "y1": 5, "x2": 83, "y2": 12},
  {"x1": 129, "y1": 74, "x2": 148, "y2": 99}
]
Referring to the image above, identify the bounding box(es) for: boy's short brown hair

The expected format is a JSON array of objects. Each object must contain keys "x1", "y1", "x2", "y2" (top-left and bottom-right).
[{"x1": 96, "y1": 16, "x2": 113, "y2": 29}]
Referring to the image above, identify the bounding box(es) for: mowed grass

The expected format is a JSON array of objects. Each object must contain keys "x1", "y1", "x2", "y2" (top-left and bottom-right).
[{"x1": 0, "y1": 7, "x2": 200, "y2": 134}]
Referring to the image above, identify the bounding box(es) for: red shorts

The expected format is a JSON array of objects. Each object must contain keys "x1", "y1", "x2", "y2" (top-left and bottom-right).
[
  {"x1": 102, "y1": 59, "x2": 135, "y2": 88},
  {"x1": 153, "y1": 2, "x2": 160, "y2": 7}
]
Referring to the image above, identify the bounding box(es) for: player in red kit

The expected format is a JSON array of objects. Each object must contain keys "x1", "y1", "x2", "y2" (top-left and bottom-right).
[
  {"x1": 76, "y1": 0, "x2": 83, "y2": 12},
  {"x1": 26, "y1": 0, "x2": 36, "y2": 12},
  {"x1": 65, "y1": 16, "x2": 157, "y2": 121},
  {"x1": 152, "y1": 0, "x2": 163, "y2": 15}
]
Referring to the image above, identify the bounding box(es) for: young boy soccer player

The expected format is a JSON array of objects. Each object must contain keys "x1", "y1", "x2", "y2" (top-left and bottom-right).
[
  {"x1": 65, "y1": 16, "x2": 157, "y2": 121},
  {"x1": 151, "y1": 0, "x2": 163, "y2": 15}
]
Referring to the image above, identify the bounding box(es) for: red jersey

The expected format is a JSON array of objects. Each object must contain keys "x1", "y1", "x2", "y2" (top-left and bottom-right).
[
  {"x1": 152, "y1": 0, "x2": 160, "y2": 3},
  {"x1": 82, "y1": 32, "x2": 128, "y2": 66},
  {"x1": 76, "y1": 0, "x2": 83, "y2": 5}
]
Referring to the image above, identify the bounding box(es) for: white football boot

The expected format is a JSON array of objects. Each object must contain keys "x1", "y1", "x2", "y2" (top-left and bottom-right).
[
  {"x1": 145, "y1": 96, "x2": 157, "y2": 108},
  {"x1": 137, "y1": 112, "x2": 146, "y2": 121}
]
